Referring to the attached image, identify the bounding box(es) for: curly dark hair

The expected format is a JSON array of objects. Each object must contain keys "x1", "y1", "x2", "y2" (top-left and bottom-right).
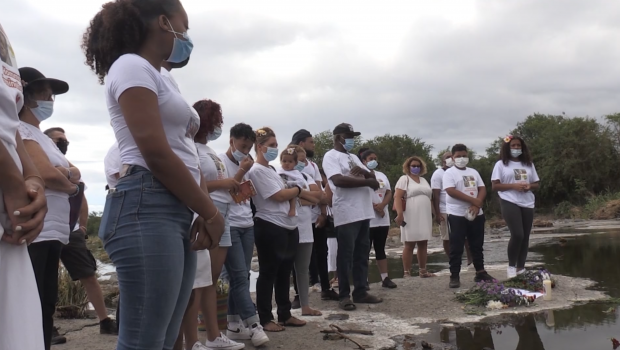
[
  {"x1": 499, "y1": 136, "x2": 532, "y2": 166},
  {"x1": 193, "y1": 99, "x2": 223, "y2": 139},
  {"x1": 81, "y1": 0, "x2": 182, "y2": 84},
  {"x1": 230, "y1": 123, "x2": 256, "y2": 142}
]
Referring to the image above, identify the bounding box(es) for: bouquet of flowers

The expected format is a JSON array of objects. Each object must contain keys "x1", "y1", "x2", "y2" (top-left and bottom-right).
[
  {"x1": 216, "y1": 278, "x2": 229, "y2": 295},
  {"x1": 456, "y1": 281, "x2": 536, "y2": 308},
  {"x1": 503, "y1": 268, "x2": 556, "y2": 293}
]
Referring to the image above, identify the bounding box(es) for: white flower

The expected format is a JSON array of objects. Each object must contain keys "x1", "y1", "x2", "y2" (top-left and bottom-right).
[{"x1": 486, "y1": 301, "x2": 506, "y2": 310}]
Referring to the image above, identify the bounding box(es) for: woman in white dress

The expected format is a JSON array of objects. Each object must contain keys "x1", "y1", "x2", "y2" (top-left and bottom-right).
[{"x1": 394, "y1": 156, "x2": 434, "y2": 278}]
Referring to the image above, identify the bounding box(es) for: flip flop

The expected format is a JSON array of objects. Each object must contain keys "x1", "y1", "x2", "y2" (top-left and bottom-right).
[{"x1": 263, "y1": 321, "x2": 285, "y2": 332}]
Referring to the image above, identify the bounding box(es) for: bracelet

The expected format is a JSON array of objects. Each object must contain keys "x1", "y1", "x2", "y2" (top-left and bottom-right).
[
  {"x1": 295, "y1": 185, "x2": 302, "y2": 197},
  {"x1": 24, "y1": 175, "x2": 45, "y2": 185},
  {"x1": 239, "y1": 168, "x2": 247, "y2": 173},
  {"x1": 69, "y1": 184, "x2": 80, "y2": 198},
  {"x1": 206, "y1": 208, "x2": 220, "y2": 224}
]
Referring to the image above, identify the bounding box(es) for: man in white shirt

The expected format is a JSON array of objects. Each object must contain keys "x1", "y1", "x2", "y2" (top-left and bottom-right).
[
  {"x1": 443, "y1": 144, "x2": 495, "y2": 289},
  {"x1": 44, "y1": 128, "x2": 118, "y2": 336},
  {"x1": 290, "y1": 129, "x2": 339, "y2": 303},
  {"x1": 431, "y1": 152, "x2": 473, "y2": 264},
  {"x1": 322, "y1": 123, "x2": 382, "y2": 311}
]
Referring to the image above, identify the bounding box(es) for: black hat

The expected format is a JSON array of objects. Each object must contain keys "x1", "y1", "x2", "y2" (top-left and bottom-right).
[
  {"x1": 291, "y1": 129, "x2": 312, "y2": 144},
  {"x1": 18, "y1": 67, "x2": 69, "y2": 95},
  {"x1": 332, "y1": 123, "x2": 361, "y2": 136}
]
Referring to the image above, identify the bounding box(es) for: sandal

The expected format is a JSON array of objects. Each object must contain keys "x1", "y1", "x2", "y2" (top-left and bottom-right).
[
  {"x1": 403, "y1": 270, "x2": 411, "y2": 278},
  {"x1": 420, "y1": 269, "x2": 436, "y2": 278},
  {"x1": 339, "y1": 298, "x2": 357, "y2": 311},
  {"x1": 263, "y1": 321, "x2": 285, "y2": 332},
  {"x1": 301, "y1": 308, "x2": 323, "y2": 316},
  {"x1": 280, "y1": 317, "x2": 306, "y2": 327}
]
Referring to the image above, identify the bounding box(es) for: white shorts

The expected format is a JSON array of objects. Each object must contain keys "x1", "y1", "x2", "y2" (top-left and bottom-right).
[
  {"x1": 193, "y1": 249, "x2": 213, "y2": 289},
  {"x1": 327, "y1": 237, "x2": 338, "y2": 272},
  {"x1": 0, "y1": 239, "x2": 45, "y2": 349}
]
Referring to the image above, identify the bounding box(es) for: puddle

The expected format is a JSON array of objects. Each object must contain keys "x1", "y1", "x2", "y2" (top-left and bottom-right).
[{"x1": 391, "y1": 229, "x2": 620, "y2": 350}]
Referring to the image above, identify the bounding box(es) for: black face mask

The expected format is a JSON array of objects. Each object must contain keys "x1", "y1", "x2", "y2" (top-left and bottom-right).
[
  {"x1": 305, "y1": 149, "x2": 315, "y2": 158},
  {"x1": 56, "y1": 140, "x2": 68, "y2": 155},
  {"x1": 169, "y1": 57, "x2": 190, "y2": 69}
]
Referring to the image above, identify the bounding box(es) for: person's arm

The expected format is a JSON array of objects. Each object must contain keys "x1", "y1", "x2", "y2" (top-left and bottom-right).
[
  {"x1": 330, "y1": 174, "x2": 378, "y2": 189},
  {"x1": 205, "y1": 179, "x2": 239, "y2": 193},
  {"x1": 445, "y1": 187, "x2": 483, "y2": 207},
  {"x1": 491, "y1": 180, "x2": 522, "y2": 192},
  {"x1": 324, "y1": 182, "x2": 333, "y2": 207},
  {"x1": 78, "y1": 195, "x2": 88, "y2": 232},
  {"x1": 432, "y1": 189, "x2": 441, "y2": 217},
  {"x1": 380, "y1": 189, "x2": 393, "y2": 209},
  {"x1": 118, "y1": 87, "x2": 217, "y2": 220},
  {"x1": 299, "y1": 183, "x2": 322, "y2": 205},
  {"x1": 233, "y1": 156, "x2": 253, "y2": 182},
  {"x1": 270, "y1": 187, "x2": 302, "y2": 202},
  {"x1": 22, "y1": 140, "x2": 78, "y2": 195},
  {"x1": 56, "y1": 161, "x2": 81, "y2": 184}
]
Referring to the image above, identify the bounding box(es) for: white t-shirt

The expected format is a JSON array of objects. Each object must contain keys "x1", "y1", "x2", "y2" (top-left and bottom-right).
[
  {"x1": 430, "y1": 168, "x2": 448, "y2": 214},
  {"x1": 302, "y1": 159, "x2": 323, "y2": 223},
  {"x1": 0, "y1": 26, "x2": 23, "y2": 239},
  {"x1": 106, "y1": 54, "x2": 201, "y2": 185},
  {"x1": 279, "y1": 169, "x2": 313, "y2": 243},
  {"x1": 196, "y1": 143, "x2": 232, "y2": 204},
  {"x1": 219, "y1": 153, "x2": 253, "y2": 228},
  {"x1": 322, "y1": 149, "x2": 374, "y2": 227},
  {"x1": 18, "y1": 123, "x2": 71, "y2": 244},
  {"x1": 443, "y1": 166, "x2": 485, "y2": 217},
  {"x1": 104, "y1": 142, "x2": 121, "y2": 189},
  {"x1": 248, "y1": 163, "x2": 297, "y2": 230},
  {"x1": 491, "y1": 160, "x2": 540, "y2": 208},
  {"x1": 370, "y1": 171, "x2": 391, "y2": 228},
  {"x1": 160, "y1": 68, "x2": 180, "y2": 92}
]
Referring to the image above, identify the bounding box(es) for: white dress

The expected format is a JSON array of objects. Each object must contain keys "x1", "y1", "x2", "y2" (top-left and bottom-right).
[{"x1": 396, "y1": 175, "x2": 433, "y2": 243}]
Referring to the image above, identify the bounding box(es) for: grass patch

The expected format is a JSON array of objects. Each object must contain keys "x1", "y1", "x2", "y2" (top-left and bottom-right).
[{"x1": 56, "y1": 265, "x2": 89, "y2": 318}]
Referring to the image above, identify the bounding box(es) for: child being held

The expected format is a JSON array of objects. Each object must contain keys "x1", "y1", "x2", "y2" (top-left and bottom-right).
[{"x1": 278, "y1": 146, "x2": 309, "y2": 217}]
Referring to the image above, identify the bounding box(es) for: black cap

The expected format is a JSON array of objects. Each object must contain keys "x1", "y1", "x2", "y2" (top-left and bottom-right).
[
  {"x1": 291, "y1": 129, "x2": 312, "y2": 144},
  {"x1": 18, "y1": 67, "x2": 69, "y2": 95},
  {"x1": 332, "y1": 123, "x2": 361, "y2": 136}
]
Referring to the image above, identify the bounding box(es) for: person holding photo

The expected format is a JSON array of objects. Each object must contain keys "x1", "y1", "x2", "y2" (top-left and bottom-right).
[
  {"x1": 491, "y1": 135, "x2": 539, "y2": 278},
  {"x1": 443, "y1": 144, "x2": 495, "y2": 288}
]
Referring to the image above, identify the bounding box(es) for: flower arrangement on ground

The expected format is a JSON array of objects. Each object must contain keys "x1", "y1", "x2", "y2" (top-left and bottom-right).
[
  {"x1": 456, "y1": 281, "x2": 536, "y2": 308},
  {"x1": 503, "y1": 268, "x2": 557, "y2": 292}
]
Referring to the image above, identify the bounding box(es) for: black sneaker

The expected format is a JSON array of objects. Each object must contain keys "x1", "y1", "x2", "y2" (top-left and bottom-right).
[
  {"x1": 449, "y1": 276, "x2": 460, "y2": 289},
  {"x1": 382, "y1": 277, "x2": 397, "y2": 289},
  {"x1": 291, "y1": 295, "x2": 301, "y2": 309},
  {"x1": 321, "y1": 289, "x2": 339, "y2": 301},
  {"x1": 51, "y1": 327, "x2": 67, "y2": 345},
  {"x1": 100, "y1": 317, "x2": 118, "y2": 335},
  {"x1": 474, "y1": 271, "x2": 496, "y2": 283}
]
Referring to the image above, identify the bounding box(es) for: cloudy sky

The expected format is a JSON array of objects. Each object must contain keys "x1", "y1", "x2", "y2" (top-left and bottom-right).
[{"x1": 3, "y1": 0, "x2": 620, "y2": 210}]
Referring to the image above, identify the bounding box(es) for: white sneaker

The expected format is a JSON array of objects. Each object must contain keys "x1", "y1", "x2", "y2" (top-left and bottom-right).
[
  {"x1": 249, "y1": 323, "x2": 269, "y2": 347},
  {"x1": 517, "y1": 268, "x2": 526, "y2": 275},
  {"x1": 507, "y1": 266, "x2": 517, "y2": 279},
  {"x1": 226, "y1": 323, "x2": 251, "y2": 340},
  {"x1": 204, "y1": 333, "x2": 245, "y2": 350},
  {"x1": 191, "y1": 342, "x2": 209, "y2": 350}
]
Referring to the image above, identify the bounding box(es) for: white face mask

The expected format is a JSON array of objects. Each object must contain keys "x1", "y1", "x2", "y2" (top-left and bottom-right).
[
  {"x1": 445, "y1": 158, "x2": 454, "y2": 168},
  {"x1": 454, "y1": 157, "x2": 469, "y2": 168}
]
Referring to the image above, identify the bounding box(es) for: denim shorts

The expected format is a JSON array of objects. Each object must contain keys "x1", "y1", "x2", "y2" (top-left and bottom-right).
[{"x1": 214, "y1": 200, "x2": 231, "y2": 247}]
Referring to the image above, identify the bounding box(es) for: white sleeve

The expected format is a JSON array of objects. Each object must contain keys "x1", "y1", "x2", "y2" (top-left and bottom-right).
[
  {"x1": 530, "y1": 163, "x2": 540, "y2": 183},
  {"x1": 430, "y1": 170, "x2": 442, "y2": 190},
  {"x1": 491, "y1": 161, "x2": 502, "y2": 181},
  {"x1": 443, "y1": 171, "x2": 456, "y2": 190},
  {"x1": 395, "y1": 175, "x2": 407, "y2": 190},
  {"x1": 383, "y1": 175, "x2": 392, "y2": 191},
  {"x1": 474, "y1": 170, "x2": 486, "y2": 188},
  {"x1": 17, "y1": 123, "x2": 36, "y2": 142},
  {"x1": 249, "y1": 168, "x2": 283, "y2": 200},
  {"x1": 322, "y1": 152, "x2": 341, "y2": 179},
  {"x1": 107, "y1": 55, "x2": 160, "y2": 102},
  {"x1": 311, "y1": 162, "x2": 322, "y2": 183}
]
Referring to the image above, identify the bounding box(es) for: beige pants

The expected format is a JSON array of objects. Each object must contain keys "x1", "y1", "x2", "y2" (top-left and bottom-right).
[{"x1": 439, "y1": 213, "x2": 449, "y2": 241}]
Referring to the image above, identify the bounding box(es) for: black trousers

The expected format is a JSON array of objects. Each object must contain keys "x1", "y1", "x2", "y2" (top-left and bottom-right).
[
  {"x1": 254, "y1": 218, "x2": 299, "y2": 324},
  {"x1": 448, "y1": 214, "x2": 486, "y2": 276},
  {"x1": 29, "y1": 240, "x2": 63, "y2": 350}
]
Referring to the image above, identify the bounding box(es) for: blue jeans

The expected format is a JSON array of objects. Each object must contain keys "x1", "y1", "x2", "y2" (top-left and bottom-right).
[
  {"x1": 99, "y1": 165, "x2": 196, "y2": 350},
  {"x1": 224, "y1": 226, "x2": 259, "y2": 326},
  {"x1": 336, "y1": 219, "x2": 370, "y2": 300}
]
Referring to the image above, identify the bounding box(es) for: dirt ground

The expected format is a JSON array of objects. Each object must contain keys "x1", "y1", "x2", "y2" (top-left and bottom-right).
[{"x1": 55, "y1": 270, "x2": 605, "y2": 350}]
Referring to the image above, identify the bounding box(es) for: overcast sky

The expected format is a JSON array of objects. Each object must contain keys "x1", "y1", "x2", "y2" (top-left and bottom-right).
[{"x1": 3, "y1": 0, "x2": 620, "y2": 211}]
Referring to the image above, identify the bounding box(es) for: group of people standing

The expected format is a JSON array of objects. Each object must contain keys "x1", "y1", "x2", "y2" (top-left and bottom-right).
[{"x1": 0, "y1": 1, "x2": 541, "y2": 350}]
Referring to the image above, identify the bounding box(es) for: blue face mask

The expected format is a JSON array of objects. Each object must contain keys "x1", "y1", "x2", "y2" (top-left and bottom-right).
[
  {"x1": 31, "y1": 100, "x2": 54, "y2": 122},
  {"x1": 343, "y1": 138, "x2": 355, "y2": 152},
  {"x1": 231, "y1": 144, "x2": 247, "y2": 162},
  {"x1": 510, "y1": 149, "x2": 522, "y2": 158},
  {"x1": 294, "y1": 161, "x2": 306, "y2": 172},
  {"x1": 366, "y1": 160, "x2": 378, "y2": 170},
  {"x1": 207, "y1": 127, "x2": 222, "y2": 141},
  {"x1": 166, "y1": 20, "x2": 194, "y2": 64},
  {"x1": 264, "y1": 147, "x2": 279, "y2": 162}
]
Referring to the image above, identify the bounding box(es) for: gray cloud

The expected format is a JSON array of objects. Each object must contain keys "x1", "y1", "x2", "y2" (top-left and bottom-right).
[{"x1": 4, "y1": 0, "x2": 620, "y2": 208}]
